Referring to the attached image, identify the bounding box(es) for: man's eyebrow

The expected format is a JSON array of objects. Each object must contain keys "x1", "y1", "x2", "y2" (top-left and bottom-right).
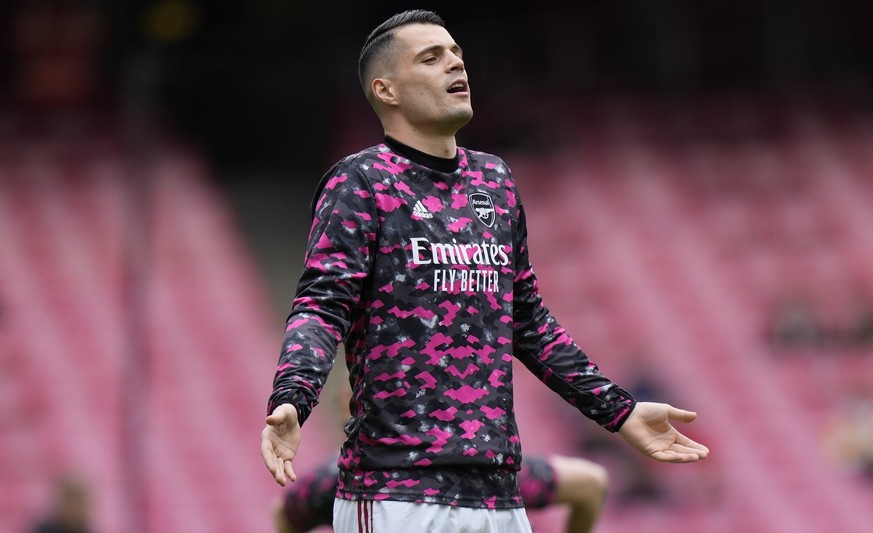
[{"x1": 414, "y1": 43, "x2": 463, "y2": 60}]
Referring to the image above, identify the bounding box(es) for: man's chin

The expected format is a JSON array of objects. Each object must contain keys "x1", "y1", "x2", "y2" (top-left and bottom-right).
[
  {"x1": 449, "y1": 108, "x2": 474, "y2": 130},
  {"x1": 424, "y1": 107, "x2": 473, "y2": 135}
]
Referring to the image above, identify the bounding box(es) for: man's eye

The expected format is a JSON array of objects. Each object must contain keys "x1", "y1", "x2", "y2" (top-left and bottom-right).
[{"x1": 423, "y1": 57, "x2": 438, "y2": 64}]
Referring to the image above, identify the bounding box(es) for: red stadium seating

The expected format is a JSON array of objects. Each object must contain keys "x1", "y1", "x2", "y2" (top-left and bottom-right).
[
  {"x1": 512, "y1": 92, "x2": 873, "y2": 533},
  {"x1": 0, "y1": 128, "x2": 339, "y2": 533},
  {"x1": 4, "y1": 91, "x2": 873, "y2": 533}
]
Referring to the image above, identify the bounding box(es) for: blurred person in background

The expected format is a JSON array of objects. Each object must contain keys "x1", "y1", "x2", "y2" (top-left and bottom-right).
[
  {"x1": 30, "y1": 475, "x2": 93, "y2": 533},
  {"x1": 273, "y1": 369, "x2": 609, "y2": 533},
  {"x1": 274, "y1": 453, "x2": 608, "y2": 533},
  {"x1": 261, "y1": 9, "x2": 708, "y2": 533},
  {"x1": 824, "y1": 387, "x2": 873, "y2": 481}
]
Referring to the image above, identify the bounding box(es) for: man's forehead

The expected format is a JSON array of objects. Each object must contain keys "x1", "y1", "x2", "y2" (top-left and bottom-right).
[{"x1": 395, "y1": 23, "x2": 457, "y2": 54}]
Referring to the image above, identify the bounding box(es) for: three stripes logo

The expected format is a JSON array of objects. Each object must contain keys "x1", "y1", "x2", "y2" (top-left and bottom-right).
[{"x1": 412, "y1": 200, "x2": 433, "y2": 219}]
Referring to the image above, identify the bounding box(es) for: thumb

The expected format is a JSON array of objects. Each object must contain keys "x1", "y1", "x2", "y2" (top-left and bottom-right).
[
  {"x1": 667, "y1": 406, "x2": 697, "y2": 423},
  {"x1": 265, "y1": 404, "x2": 297, "y2": 427},
  {"x1": 265, "y1": 412, "x2": 289, "y2": 428}
]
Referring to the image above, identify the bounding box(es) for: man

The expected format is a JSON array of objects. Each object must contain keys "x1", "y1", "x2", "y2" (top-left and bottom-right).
[
  {"x1": 261, "y1": 10, "x2": 709, "y2": 533},
  {"x1": 274, "y1": 454, "x2": 608, "y2": 533}
]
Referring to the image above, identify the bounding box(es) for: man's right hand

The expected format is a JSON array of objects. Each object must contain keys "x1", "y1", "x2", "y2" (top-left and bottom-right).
[{"x1": 260, "y1": 404, "x2": 302, "y2": 486}]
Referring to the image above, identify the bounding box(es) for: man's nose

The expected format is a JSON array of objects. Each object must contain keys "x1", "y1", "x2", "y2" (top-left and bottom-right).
[{"x1": 448, "y1": 53, "x2": 465, "y2": 71}]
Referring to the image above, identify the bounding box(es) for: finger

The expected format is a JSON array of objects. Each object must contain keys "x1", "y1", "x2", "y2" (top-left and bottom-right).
[
  {"x1": 651, "y1": 449, "x2": 700, "y2": 463},
  {"x1": 670, "y1": 443, "x2": 708, "y2": 458},
  {"x1": 265, "y1": 414, "x2": 283, "y2": 427},
  {"x1": 683, "y1": 441, "x2": 710, "y2": 458},
  {"x1": 260, "y1": 438, "x2": 278, "y2": 474},
  {"x1": 675, "y1": 433, "x2": 710, "y2": 457},
  {"x1": 260, "y1": 438, "x2": 288, "y2": 486},
  {"x1": 283, "y1": 459, "x2": 297, "y2": 483},
  {"x1": 667, "y1": 406, "x2": 698, "y2": 423},
  {"x1": 274, "y1": 457, "x2": 287, "y2": 486}
]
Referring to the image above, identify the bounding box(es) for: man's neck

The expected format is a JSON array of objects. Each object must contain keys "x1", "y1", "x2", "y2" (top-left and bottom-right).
[
  {"x1": 384, "y1": 136, "x2": 459, "y2": 174},
  {"x1": 382, "y1": 128, "x2": 457, "y2": 159}
]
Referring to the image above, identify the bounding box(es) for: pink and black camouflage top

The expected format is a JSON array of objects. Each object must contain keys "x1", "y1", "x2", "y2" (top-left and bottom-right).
[{"x1": 268, "y1": 142, "x2": 635, "y2": 509}]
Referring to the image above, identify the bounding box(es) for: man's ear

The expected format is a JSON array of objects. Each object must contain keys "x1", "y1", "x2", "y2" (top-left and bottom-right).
[{"x1": 372, "y1": 78, "x2": 398, "y2": 106}]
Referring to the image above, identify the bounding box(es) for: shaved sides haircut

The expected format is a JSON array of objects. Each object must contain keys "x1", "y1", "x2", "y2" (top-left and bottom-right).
[{"x1": 358, "y1": 10, "x2": 445, "y2": 102}]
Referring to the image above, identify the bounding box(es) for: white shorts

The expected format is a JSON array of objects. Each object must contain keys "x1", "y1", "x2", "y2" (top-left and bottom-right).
[{"x1": 333, "y1": 498, "x2": 533, "y2": 533}]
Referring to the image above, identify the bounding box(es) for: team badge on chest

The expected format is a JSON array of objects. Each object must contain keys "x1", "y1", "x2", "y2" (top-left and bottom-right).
[{"x1": 469, "y1": 192, "x2": 495, "y2": 228}]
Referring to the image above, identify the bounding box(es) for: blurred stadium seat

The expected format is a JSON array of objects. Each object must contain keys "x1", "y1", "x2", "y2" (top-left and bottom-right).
[
  {"x1": 509, "y1": 90, "x2": 873, "y2": 533},
  {"x1": 3, "y1": 89, "x2": 873, "y2": 533},
  {"x1": 0, "y1": 126, "x2": 338, "y2": 533}
]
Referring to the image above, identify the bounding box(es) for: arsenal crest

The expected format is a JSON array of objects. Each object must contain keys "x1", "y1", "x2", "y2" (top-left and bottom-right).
[{"x1": 469, "y1": 192, "x2": 495, "y2": 227}]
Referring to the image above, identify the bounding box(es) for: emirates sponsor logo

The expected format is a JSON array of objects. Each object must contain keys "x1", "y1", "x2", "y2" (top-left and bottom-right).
[
  {"x1": 410, "y1": 237, "x2": 510, "y2": 267},
  {"x1": 409, "y1": 237, "x2": 509, "y2": 293}
]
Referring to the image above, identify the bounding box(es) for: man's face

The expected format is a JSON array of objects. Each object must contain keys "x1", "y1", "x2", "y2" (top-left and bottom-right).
[{"x1": 386, "y1": 23, "x2": 472, "y2": 134}]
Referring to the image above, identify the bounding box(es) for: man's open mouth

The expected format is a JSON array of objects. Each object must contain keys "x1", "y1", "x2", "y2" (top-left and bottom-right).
[{"x1": 447, "y1": 81, "x2": 468, "y2": 93}]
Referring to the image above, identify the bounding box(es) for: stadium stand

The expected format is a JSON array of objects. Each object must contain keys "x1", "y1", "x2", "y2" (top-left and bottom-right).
[
  {"x1": 0, "y1": 122, "x2": 338, "y2": 533},
  {"x1": 510, "y1": 90, "x2": 873, "y2": 532},
  {"x1": 3, "y1": 88, "x2": 873, "y2": 533}
]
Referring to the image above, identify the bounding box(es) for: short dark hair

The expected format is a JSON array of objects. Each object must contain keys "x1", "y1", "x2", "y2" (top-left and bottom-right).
[{"x1": 357, "y1": 10, "x2": 445, "y2": 95}]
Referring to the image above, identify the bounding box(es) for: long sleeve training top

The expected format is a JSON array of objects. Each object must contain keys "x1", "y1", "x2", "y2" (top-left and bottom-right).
[{"x1": 268, "y1": 141, "x2": 635, "y2": 509}]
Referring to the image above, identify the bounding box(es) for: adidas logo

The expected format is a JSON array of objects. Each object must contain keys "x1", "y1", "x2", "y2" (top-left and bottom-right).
[{"x1": 412, "y1": 200, "x2": 433, "y2": 218}]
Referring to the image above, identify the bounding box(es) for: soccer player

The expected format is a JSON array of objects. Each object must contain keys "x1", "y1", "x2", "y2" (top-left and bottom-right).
[
  {"x1": 261, "y1": 9, "x2": 709, "y2": 533},
  {"x1": 274, "y1": 454, "x2": 608, "y2": 533}
]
